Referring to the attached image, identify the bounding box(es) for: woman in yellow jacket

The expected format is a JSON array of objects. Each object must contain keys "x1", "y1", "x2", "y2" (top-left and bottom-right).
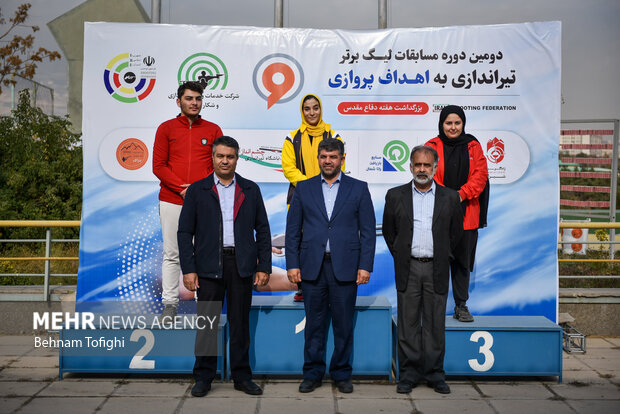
[
  {"x1": 282, "y1": 93, "x2": 345, "y2": 301},
  {"x1": 282, "y1": 94, "x2": 345, "y2": 205}
]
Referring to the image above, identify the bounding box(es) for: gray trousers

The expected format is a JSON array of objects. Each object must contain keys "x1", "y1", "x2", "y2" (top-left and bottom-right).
[{"x1": 397, "y1": 259, "x2": 448, "y2": 383}]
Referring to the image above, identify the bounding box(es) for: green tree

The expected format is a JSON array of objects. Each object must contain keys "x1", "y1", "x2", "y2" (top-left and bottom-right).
[
  {"x1": 0, "y1": 3, "x2": 62, "y2": 95},
  {"x1": 0, "y1": 90, "x2": 82, "y2": 240}
]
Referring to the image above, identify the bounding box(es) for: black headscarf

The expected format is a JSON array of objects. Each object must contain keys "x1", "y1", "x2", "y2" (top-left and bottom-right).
[
  {"x1": 437, "y1": 105, "x2": 489, "y2": 231},
  {"x1": 438, "y1": 105, "x2": 475, "y2": 191}
]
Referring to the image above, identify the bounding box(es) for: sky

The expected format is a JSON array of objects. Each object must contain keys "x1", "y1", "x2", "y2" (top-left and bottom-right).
[{"x1": 0, "y1": 0, "x2": 618, "y2": 123}]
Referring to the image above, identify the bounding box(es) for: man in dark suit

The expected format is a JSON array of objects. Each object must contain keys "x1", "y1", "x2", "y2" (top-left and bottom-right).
[
  {"x1": 286, "y1": 138, "x2": 376, "y2": 394},
  {"x1": 383, "y1": 145, "x2": 463, "y2": 395},
  {"x1": 178, "y1": 136, "x2": 271, "y2": 397}
]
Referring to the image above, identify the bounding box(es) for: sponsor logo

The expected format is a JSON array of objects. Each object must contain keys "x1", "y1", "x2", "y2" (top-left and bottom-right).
[
  {"x1": 239, "y1": 146, "x2": 282, "y2": 170},
  {"x1": 116, "y1": 138, "x2": 149, "y2": 170},
  {"x1": 143, "y1": 56, "x2": 155, "y2": 66},
  {"x1": 252, "y1": 53, "x2": 304, "y2": 109},
  {"x1": 486, "y1": 137, "x2": 505, "y2": 164},
  {"x1": 178, "y1": 53, "x2": 228, "y2": 90},
  {"x1": 104, "y1": 53, "x2": 156, "y2": 103},
  {"x1": 382, "y1": 140, "x2": 410, "y2": 172}
]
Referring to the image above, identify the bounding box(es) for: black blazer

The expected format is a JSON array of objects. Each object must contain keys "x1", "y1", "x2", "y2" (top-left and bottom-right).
[
  {"x1": 382, "y1": 181, "x2": 463, "y2": 294},
  {"x1": 177, "y1": 173, "x2": 271, "y2": 279}
]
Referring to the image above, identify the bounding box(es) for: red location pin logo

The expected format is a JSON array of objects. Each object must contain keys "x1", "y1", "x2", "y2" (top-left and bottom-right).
[{"x1": 262, "y1": 62, "x2": 295, "y2": 109}]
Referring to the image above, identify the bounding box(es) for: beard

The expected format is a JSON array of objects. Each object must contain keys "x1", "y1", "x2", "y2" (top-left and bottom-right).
[
  {"x1": 320, "y1": 165, "x2": 340, "y2": 180},
  {"x1": 413, "y1": 172, "x2": 433, "y2": 186}
]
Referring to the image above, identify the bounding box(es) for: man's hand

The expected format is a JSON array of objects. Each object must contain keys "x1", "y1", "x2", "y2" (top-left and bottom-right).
[
  {"x1": 183, "y1": 272, "x2": 199, "y2": 291},
  {"x1": 254, "y1": 271, "x2": 270, "y2": 286},
  {"x1": 180, "y1": 184, "x2": 190, "y2": 198},
  {"x1": 287, "y1": 268, "x2": 301, "y2": 283},
  {"x1": 356, "y1": 269, "x2": 371, "y2": 285}
]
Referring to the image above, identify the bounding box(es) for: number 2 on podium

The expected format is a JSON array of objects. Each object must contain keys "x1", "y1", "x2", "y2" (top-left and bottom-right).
[
  {"x1": 468, "y1": 331, "x2": 495, "y2": 371},
  {"x1": 129, "y1": 330, "x2": 156, "y2": 369}
]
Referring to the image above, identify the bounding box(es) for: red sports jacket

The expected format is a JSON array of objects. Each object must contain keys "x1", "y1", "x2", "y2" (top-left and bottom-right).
[
  {"x1": 425, "y1": 136, "x2": 488, "y2": 230},
  {"x1": 153, "y1": 115, "x2": 223, "y2": 205}
]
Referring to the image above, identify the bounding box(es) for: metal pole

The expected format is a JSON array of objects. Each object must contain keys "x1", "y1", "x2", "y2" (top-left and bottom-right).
[
  {"x1": 33, "y1": 80, "x2": 37, "y2": 109},
  {"x1": 50, "y1": 89, "x2": 54, "y2": 116},
  {"x1": 275, "y1": 0, "x2": 283, "y2": 28},
  {"x1": 44, "y1": 228, "x2": 52, "y2": 301},
  {"x1": 609, "y1": 119, "x2": 619, "y2": 259},
  {"x1": 10, "y1": 75, "x2": 15, "y2": 110},
  {"x1": 378, "y1": 0, "x2": 388, "y2": 29},
  {"x1": 151, "y1": 0, "x2": 161, "y2": 23}
]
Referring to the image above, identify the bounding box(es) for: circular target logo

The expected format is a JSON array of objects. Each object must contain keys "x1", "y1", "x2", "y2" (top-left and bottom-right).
[
  {"x1": 104, "y1": 53, "x2": 156, "y2": 103},
  {"x1": 253, "y1": 53, "x2": 304, "y2": 109},
  {"x1": 178, "y1": 53, "x2": 228, "y2": 90},
  {"x1": 486, "y1": 137, "x2": 505, "y2": 164}
]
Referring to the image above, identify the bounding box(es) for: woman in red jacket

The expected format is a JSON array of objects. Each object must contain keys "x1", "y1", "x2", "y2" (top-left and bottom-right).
[{"x1": 425, "y1": 105, "x2": 489, "y2": 322}]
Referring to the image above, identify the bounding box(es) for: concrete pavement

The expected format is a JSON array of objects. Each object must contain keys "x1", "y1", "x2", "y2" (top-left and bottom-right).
[{"x1": 1, "y1": 335, "x2": 619, "y2": 413}]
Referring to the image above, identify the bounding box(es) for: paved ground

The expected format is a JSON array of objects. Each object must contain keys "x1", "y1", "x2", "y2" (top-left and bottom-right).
[{"x1": 0, "y1": 335, "x2": 619, "y2": 413}]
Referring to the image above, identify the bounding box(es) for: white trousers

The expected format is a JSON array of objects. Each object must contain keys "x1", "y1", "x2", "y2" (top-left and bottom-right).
[{"x1": 159, "y1": 200, "x2": 183, "y2": 306}]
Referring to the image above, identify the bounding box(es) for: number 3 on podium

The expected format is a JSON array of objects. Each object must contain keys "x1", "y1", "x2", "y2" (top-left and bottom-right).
[{"x1": 468, "y1": 331, "x2": 495, "y2": 372}]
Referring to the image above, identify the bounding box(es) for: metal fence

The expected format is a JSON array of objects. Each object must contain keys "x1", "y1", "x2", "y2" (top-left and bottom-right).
[
  {"x1": 0, "y1": 220, "x2": 80, "y2": 301},
  {"x1": 1, "y1": 220, "x2": 618, "y2": 301},
  {"x1": 560, "y1": 119, "x2": 619, "y2": 260}
]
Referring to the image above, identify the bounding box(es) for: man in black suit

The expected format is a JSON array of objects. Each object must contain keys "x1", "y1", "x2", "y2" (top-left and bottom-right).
[
  {"x1": 383, "y1": 145, "x2": 463, "y2": 395},
  {"x1": 178, "y1": 136, "x2": 271, "y2": 397}
]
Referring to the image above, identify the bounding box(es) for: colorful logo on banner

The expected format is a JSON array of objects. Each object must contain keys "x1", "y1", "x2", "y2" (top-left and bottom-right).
[
  {"x1": 116, "y1": 138, "x2": 149, "y2": 171},
  {"x1": 487, "y1": 137, "x2": 505, "y2": 163},
  {"x1": 178, "y1": 53, "x2": 228, "y2": 90},
  {"x1": 103, "y1": 53, "x2": 156, "y2": 103},
  {"x1": 253, "y1": 53, "x2": 304, "y2": 109},
  {"x1": 239, "y1": 146, "x2": 283, "y2": 170},
  {"x1": 382, "y1": 140, "x2": 410, "y2": 171}
]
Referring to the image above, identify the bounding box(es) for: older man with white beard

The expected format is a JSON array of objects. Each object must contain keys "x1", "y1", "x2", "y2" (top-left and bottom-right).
[{"x1": 382, "y1": 145, "x2": 463, "y2": 395}]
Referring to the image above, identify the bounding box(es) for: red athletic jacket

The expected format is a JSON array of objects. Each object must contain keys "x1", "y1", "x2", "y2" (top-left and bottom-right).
[
  {"x1": 153, "y1": 115, "x2": 223, "y2": 205},
  {"x1": 425, "y1": 136, "x2": 488, "y2": 230}
]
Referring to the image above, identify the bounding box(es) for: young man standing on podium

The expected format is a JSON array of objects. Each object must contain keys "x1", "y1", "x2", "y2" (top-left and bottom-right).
[
  {"x1": 383, "y1": 145, "x2": 463, "y2": 395},
  {"x1": 285, "y1": 138, "x2": 376, "y2": 394},
  {"x1": 153, "y1": 81, "x2": 223, "y2": 319},
  {"x1": 178, "y1": 136, "x2": 271, "y2": 397}
]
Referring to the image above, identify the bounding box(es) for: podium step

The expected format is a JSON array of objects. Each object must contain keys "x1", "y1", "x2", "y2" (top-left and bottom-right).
[
  {"x1": 57, "y1": 315, "x2": 227, "y2": 379},
  {"x1": 393, "y1": 315, "x2": 563, "y2": 382},
  {"x1": 247, "y1": 296, "x2": 393, "y2": 379}
]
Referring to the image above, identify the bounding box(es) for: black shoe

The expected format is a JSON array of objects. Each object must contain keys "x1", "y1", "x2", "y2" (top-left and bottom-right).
[
  {"x1": 160, "y1": 304, "x2": 177, "y2": 325},
  {"x1": 191, "y1": 380, "x2": 211, "y2": 397},
  {"x1": 299, "y1": 378, "x2": 322, "y2": 393},
  {"x1": 453, "y1": 304, "x2": 474, "y2": 322},
  {"x1": 335, "y1": 379, "x2": 353, "y2": 393},
  {"x1": 396, "y1": 380, "x2": 417, "y2": 394},
  {"x1": 234, "y1": 379, "x2": 263, "y2": 395},
  {"x1": 428, "y1": 380, "x2": 451, "y2": 394}
]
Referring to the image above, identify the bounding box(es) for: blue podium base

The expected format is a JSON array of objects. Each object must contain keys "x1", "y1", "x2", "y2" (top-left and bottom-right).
[
  {"x1": 57, "y1": 302, "x2": 562, "y2": 383},
  {"x1": 58, "y1": 315, "x2": 227, "y2": 379},
  {"x1": 392, "y1": 315, "x2": 563, "y2": 382},
  {"x1": 246, "y1": 296, "x2": 393, "y2": 379}
]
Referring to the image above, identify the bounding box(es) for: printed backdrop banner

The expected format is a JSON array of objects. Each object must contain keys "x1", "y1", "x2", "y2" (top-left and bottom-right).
[{"x1": 79, "y1": 22, "x2": 561, "y2": 321}]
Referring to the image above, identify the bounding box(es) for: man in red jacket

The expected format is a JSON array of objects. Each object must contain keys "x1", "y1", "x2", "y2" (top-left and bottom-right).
[{"x1": 153, "y1": 81, "x2": 223, "y2": 318}]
